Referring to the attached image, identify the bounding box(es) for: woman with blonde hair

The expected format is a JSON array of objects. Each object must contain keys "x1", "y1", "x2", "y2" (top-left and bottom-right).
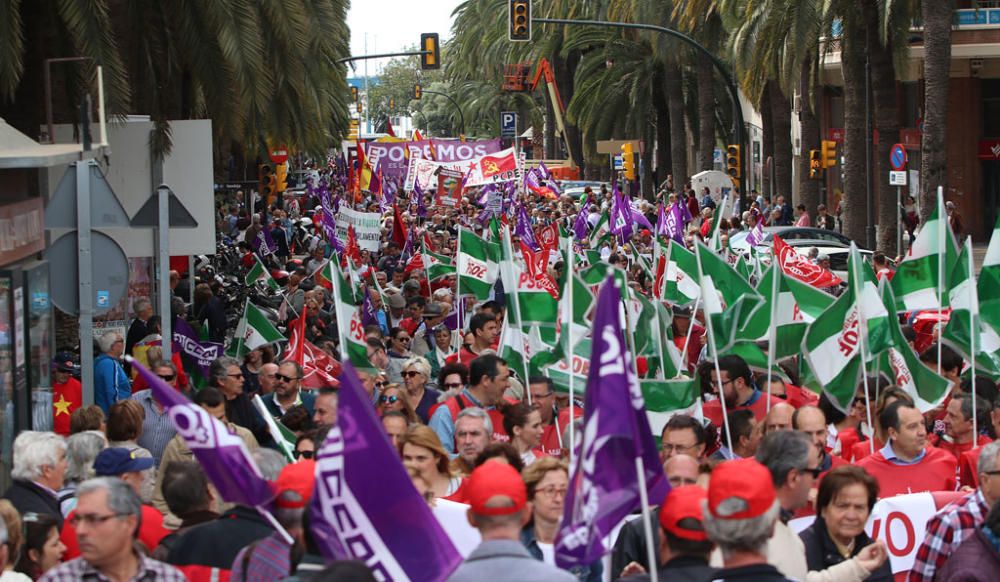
[
  {"x1": 401, "y1": 356, "x2": 440, "y2": 423},
  {"x1": 377, "y1": 384, "x2": 418, "y2": 424},
  {"x1": 398, "y1": 425, "x2": 461, "y2": 497}
]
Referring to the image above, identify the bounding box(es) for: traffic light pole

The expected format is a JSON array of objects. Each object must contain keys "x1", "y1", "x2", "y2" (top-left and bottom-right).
[
  {"x1": 534, "y1": 18, "x2": 748, "y2": 211},
  {"x1": 336, "y1": 50, "x2": 432, "y2": 65},
  {"x1": 422, "y1": 90, "x2": 466, "y2": 136}
]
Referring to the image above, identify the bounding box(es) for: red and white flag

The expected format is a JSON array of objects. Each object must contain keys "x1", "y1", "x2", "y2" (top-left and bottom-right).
[
  {"x1": 288, "y1": 311, "x2": 341, "y2": 388},
  {"x1": 519, "y1": 242, "x2": 560, "y2": 300},
  {"x1": 773, "y1": 235, "x2": 843, "y2": 288}
]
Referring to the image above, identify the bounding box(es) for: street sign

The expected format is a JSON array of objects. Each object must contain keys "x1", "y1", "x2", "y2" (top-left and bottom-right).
[
  {"x1": 130, "y1": 187, "x2": 199, "y2": 227},
  {"x1": 46, "y1": 230, "x2": 129, "y2": 316},
  {"x1": 269, "y1": 146, "x2": 289, "y2": 165},
  {"x1": 889, "y1": 171, "x2": 907, "y2": 186},
  {"x1": 46, "y1": 164, "x2": 130, "y2": 229},
  {"x1": 889, "y1": 143, "x2": 907, "y2": 171},
  {"x1": 500, "y1": 111, "x2": 518, "y2": 137},
  {"x1": 612, "y1": 154, "x2": 623, "y2": 170}
]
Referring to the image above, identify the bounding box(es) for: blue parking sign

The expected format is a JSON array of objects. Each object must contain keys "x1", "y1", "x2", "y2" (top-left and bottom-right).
[{"x1": 500, "y1": 111, "x2": 518, "y2": 137}]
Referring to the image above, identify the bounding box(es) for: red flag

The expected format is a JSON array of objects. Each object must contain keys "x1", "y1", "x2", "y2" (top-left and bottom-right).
[
  {"x1": 386, "y1": 117, "x2": 397, "y2": 137},
  {"x1": 413, "y1": 129, "x2": 423, "y2": 141},
  {"x1": 478, "y1": 151, "x2": 518, "y2": 178},
  {"x1": 287, "y1": 316, "x2": 341, "y2": 388},
  {"x1": 535, "y1": 223, "x2": 559, "y2": 252},
  {"x1": 773, "y1": 235, "x2": 843, "y2": 288},
  {"x1": 391, "y1": 205, "x2": 407, "y2": 248},
  {"x1": 519, "y1": 242, "x2": 560, "y2": 300},
  {"x1": 345, "y1": 224, "x2": 362, "y2": 265},
  {"x1": 405, "y1": 252, "x2": 424, "y2": 273}
]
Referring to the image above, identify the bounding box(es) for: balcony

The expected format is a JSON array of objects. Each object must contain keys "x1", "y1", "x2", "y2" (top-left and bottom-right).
[{"x1": 955, "y1": 8, "x2": 1000, "y2": 28}]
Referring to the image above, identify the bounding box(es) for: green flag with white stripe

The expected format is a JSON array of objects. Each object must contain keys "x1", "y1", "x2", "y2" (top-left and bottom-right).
[
  {"x1": 246, "y1": 254, "x2": 280, "y2": 290},
  {"x1": 227, "y1": 302, "x2": 284, "y2": 359},
  {"x1": 942, "y1": 238, "x2": 1000, "y2": 379},
  {"x1": 664, "y1": 241, "x2": 700, "y2": 305},
  {"x1": 890, "y1": 193, "x2": 959, "y2": 311},
  {"x1": 457, "y1": 227, "x2": 500, "y2": 300},
  {"x1": 741, "y1": 265, "x2": 835, "y2": 359},
  {"x1": 979, "y1": 215, "x2": 1000, "y2": 333}
]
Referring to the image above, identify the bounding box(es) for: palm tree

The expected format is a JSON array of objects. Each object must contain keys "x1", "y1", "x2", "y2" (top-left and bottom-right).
[
  {"x1": 0, "y1": 0, "x2": 352, "y2": 160},
  {"x1": 920, "y1": 0, "x2": 954, "y2": 223}
]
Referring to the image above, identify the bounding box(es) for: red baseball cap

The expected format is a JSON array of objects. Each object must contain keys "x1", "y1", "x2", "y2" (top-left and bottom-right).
[
  {"x1": 707, "y1": 458, "x2": 775, "y2": 520},
  {"x1": 465, "y1": 460, "x2": 526, "y2": 516},
  {"x1": 274, "y1": 460, "x2": 316, "y2": 509},
  {"x1": 658, "y1": 485, "x2": 709, "y2": 541}
]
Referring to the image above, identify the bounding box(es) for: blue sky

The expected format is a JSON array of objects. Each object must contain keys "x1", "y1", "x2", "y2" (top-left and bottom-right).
[{"x1": 347, "y1": 0, "x2": 463, "y2": 74}]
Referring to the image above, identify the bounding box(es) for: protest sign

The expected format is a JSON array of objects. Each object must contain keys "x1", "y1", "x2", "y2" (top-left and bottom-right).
[
  {"x1": 365, "y1": 138, "x2": 502, "y2": 179},
  {"x1": 335, "y1": 207, "x2": 382, "y2": 252},
  {"x1": 436, "y1": 167, "x2": 466, "y2": 207}
]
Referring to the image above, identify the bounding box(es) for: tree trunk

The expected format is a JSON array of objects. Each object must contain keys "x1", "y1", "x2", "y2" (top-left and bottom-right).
[
  {"x1": 665, "y1": 61, "x2": 688, "y2": 187},
  {"x1": 865, "y1": 0, "x2": 901, "y2": 253},
  {"x1": 840, "y1": 13, "x2": 869, "y2": 244},
  {"x1": 798, "y1": 55, "x2": 822, "y2": 212},
  {"x1": 761, "y1": 83, "x2": 775, "y2": 201},
  {"x1": 769, "y1": 80, "x2": 794, "y2": 203},
  {"x1": 920, "y1": 0, "x2": 954, "y2": 223},
  {"x1": 696, "y1": 55, "x2": 715, "y2": 172}
]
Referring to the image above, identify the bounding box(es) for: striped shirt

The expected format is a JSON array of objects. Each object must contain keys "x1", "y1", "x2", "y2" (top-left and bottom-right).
[
  {"x1": 909, "y1": 489, "x2": 990, "y2": 582},
  {"x1": 39, "y1": 552, "x2": 186, "y2": 581},
  {"x1": 132, "y1": 389, "x2": 177, "y2": 464},
  {"x1": 229, "y1": 531, "x2": 292, "y2": 582}
]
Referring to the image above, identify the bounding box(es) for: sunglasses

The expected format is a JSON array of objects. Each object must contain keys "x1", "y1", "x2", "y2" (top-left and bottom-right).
[
  {"x1": 379, "y1": 395, "x2": 400, "y2": 405},
  {"x1": 374, "y1": 381, "x2": 388, "y2": 388},
  {"x1": 294, "y1": 450, "x2": 315, "y2": 460},
  {"x1": 443, "y1": 382, "x2": 463, "y2": 390},
  {"x1": 157, "y1": 374, "x2": 176, "y2": 381},
  {"x1": 402, "y1": 371, "x2": 422, "y2": 378},
  {"x1": 275, "y1": 373, "x2": 300, "y2": 382},
  {"x1": 800, "y1": 467, "x2": 823, "y2": 479}
]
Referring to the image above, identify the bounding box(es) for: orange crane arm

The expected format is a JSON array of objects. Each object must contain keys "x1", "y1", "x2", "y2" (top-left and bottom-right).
[{"x1": 529, "y1": 58, "x2": 575, "y2": 168}]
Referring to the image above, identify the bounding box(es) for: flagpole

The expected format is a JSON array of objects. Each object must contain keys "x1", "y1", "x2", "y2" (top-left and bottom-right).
[
  {"x1": 330, "y1": 261, "x2": 351, "y2": 366},
  {"x1": 765, "y1": 264, "x2": 781, "y2": 413},
  {"x1": 967, "y1": 237, "x2": 978, "y2": 440},
  {"x1": 501, "y1": 226, "x2": 532, "y2": 403},
  {"x1": 850, "y1": 243, "x2": 877, "y2": 456},
  {"x1": 937, "y1": 186, "x2": 945, "y2": 375},
  {"x1": 564, "y1": 233, "x2": 575, "y2": 461},
  {"x1": 694, "y1": 245, "x2": 734, "y2": 456},
  {"x1": 634, "y1": 456, "x2": 660, "y2": 582},
  {"x1": 679, "y1": 296, "x2": 702, "y2": 373}
]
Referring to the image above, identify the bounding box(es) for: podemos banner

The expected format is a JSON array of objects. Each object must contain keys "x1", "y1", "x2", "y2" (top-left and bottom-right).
[
  {"x1": 366, "y1": 138, "x2": 502, "y2": 179},
  {"x1": 335, "y1": 207, "x2": 382, "y2": 252}
]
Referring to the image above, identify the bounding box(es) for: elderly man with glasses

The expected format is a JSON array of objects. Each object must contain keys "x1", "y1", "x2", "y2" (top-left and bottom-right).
[
  {"x1": 94, "y1": 331, "x2": 131, "y2": 415},
  {"x1": 261, "y1": 361, "x2": 316, "y2": 421},
  {"x1": 208, "y1": 356, "x2": 271, "y2": 446}
]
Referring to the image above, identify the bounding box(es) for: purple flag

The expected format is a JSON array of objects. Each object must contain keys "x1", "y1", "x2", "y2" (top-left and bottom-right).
[
  {"x1": 610, "y1": 183, "x2": 632, "y2": 240},
  {"x1": 172, "y1": 317, "x2": 223, "y2": 379},
  {"x1": 311, "y1": 363, "x2": 462, "y2": 580},
  {"x1": 360, "y1": 286, "x2": 379, "y2": 328},
  {"x1": 443, "y1": 300, "x2": 465, "y2": 331},
  {"x1": 131, "y1": 358, "x2": 274, "y2": 507},
  {"x1": 555, "y1": 279, "x2": 668, "y2": 569},
  {"x1": 252, "y1": 227, "x2": 277, "y2": 259},
  {"x1": 678, "y1": 197, "x2": 694, "y2": 225},
  {"x1": 747, "y1": 218, "x2": 765, "y2": 247},
  {"x1": 573, "y1": 210, "x2": 590, "y2": 242},
  {"x1": 666, "y1": 204, "x2": 686, "y2": 244},
  {"x1": 538, "y1": 161, "x2": 562, "y2": 196},
  {"x1": 655, "y1": 204, "x2": 669, "y2": 238},
  {"x1": 514, "y1": 202, "x2": 541, "y2": 251}
]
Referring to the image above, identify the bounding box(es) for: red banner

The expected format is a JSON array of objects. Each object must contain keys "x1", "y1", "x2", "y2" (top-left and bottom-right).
[{"x1": 774, "y1": 235, "x2": 843, "y2": 288}]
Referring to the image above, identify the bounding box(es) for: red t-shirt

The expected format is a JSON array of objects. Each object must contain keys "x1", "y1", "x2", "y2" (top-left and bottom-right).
[
  {"x1": 52, "y1": 377, "x2": 82, "y2": 436},
  {"x1": 960, "y1": 448, "x2": 983, "y2": 489},
  {"x1": 931, "y1": 433, "x2": 993, "y2": 462},
  {"x1": 444, "y1": 346, "x2": 481, "y2": 367},
  {"x1": 849, "y1": 437, "x2": 885, "y2": 464},
  {"x1": 702, "y1": 392, "x2": 786, "y2": 427},
  {"x1": 784, "y1": 384, "x2": 820, "y2": 409},
  {"x1": 540, "y1": 424, "x2": 563, "y2": 457},
  {"x1": 856, "y1": 447, "x2": 957, "y2": 498},
  {"x1": 62, "y1": 505, "x2": 169, "y2": 559}
]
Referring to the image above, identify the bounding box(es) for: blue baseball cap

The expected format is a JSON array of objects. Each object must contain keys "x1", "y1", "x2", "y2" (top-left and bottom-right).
[{"x1": 93, "y1": 447, "x2": 155, "y2": 476}]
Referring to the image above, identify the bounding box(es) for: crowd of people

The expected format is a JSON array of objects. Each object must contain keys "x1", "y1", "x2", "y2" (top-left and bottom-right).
[{"x1": 5, "y1": 159, "x2": 998, "y2": 582}]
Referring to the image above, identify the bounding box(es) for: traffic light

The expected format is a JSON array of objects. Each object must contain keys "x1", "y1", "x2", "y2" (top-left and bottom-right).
[
  {"x1": 809, "y1": 149, "x2": 822, "y2": 180},
  {"x1": 351, "y1": 86, "x2": 358, "y2": 102},
  {"x1": 356, "y1": 101, "x2": 362, "y2": 114},
  {"x1": 621, "y1": 142, "x2": 636, "y2": 181},
  {"x1": 821, "y1": 140, "x2": 837, "y2": 169},
  {"x1": 275, "y1": 162, "x2": 288, "y2": 193},
  {"x1": 420, "y1": 33, "x2": 440, "y2": 70},
  {"x1": 509, "y1": 1, "x2": 531, "y2": 41},
  {"x1": 259, "y1": 163, "x2": 276, "y2": 203},
  {"x1": 413, "y1": 83, "x2": 422, "y2": 100},
  {"x1": 726, "y1": 144, "x2": 741, "y2": 179},
  {"x1": 389, "y1": 98, "x2": 395, "y2": 110}
]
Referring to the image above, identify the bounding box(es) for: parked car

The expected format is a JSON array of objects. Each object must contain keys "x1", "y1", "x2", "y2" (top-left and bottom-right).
[
  {"x1": 729, "y1": 226, "x2": 856, "y2": 254},
  {"x1": 561, "y1": 181, "x2": 606, "y2": 199}
]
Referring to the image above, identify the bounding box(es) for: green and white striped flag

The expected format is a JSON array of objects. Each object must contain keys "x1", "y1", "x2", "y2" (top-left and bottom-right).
[
  {"x1": 330, "y1": 259, "x2": 376, "y2": 373},
  {"x1": 588, "y1": 213, "x2": 609, "y2": 247},
  {"x1": 979, "y1": 215, "x2": 1000, "y2": 333},
  {"x1": 246, "y1": 254, "x2": 280, "y2": 290},
  {"x1": 422, "y1": 243, "x2": 457, "y2": 281},
  {"x1": 877, "y1": 280, "x2": 952, "y2": 411},
  {"x1": 708, "y1": 195, "x2": 730, "y2": 250},
  {"x1": 664, "y1": 241, "x2": 700, "y2": 305},
  {"x1": 695, "y1": 242, "x2": 763, "y2": 347},
  {"x1": 890, "y1": 193, "x2": 959, "y2": 311},
  {"x1": 942, "y1": 238, "x2": 1000, "y2": 379},
  {"x1": 642, "y1": 378, "x2": 702, "y2": 435},
  {"x1": 457, "y1": 227, "x2": 499, "y2": 300},
  {"x1": 252, "y1": 395, "x2": 298, "y2": 462},
  {"x1": 741, "y1": 265, "x2": 835, "y2": 359},
  {"x1": 227, "y1": 301, "x2": 284, "y2": 359},
  {"x1": 802, "y1": 245, "x2": 894, "y2": 411}
]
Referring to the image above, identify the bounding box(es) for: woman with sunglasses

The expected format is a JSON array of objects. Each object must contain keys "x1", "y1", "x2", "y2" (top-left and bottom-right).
[
  {"x1": 386, "y1": 327, "x2": 413, "y2": 384},
  {"x1": 376, "y1": 385, "x2": 418, "y2": 424},
  {"x1": 13, "y1": 511, "x2": 66, "y2": 580},
  {"x1": 401, "y1": 357, "x2": 440, "y2": 424},
  {"x1": 293, "y1": 430, "x2": 318, "y2": 462}
]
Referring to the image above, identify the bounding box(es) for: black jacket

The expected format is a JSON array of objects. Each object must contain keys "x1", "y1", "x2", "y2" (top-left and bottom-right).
[
  {"x1": 799, "y1": 516, "x2": 892, "y2": 582},
  {"x1": 611, "y1": 509, "x2": 662, "y2": 578},
  {"x1": 617, "y1": 555, "x2": 716, "y2": 582},
  {"x1": 225, "y1": 392, "x2": 272, "y2": 446},
  {"x1": 165, "y1": 505, "x2": 273, "y2": 570},
  {"x1": 713, "y1": 563, "x2": 795, "y2": 581},
  {"x1": 1, "y1": 479, "x2": 63, "y2": 529}
]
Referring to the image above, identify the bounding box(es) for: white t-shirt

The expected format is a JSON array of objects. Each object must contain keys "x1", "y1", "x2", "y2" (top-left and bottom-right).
[{"x1": 536, "y1": 541, "x2": 556, "y2": 566}]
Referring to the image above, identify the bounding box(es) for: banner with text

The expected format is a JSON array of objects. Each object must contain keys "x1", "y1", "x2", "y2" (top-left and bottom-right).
[
  {"x1": 335, "y1": 207, "x2": 383, "y2": 252},
  {"x1": 366, "y1": 138, "x2": 503, "y2": 179}
]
